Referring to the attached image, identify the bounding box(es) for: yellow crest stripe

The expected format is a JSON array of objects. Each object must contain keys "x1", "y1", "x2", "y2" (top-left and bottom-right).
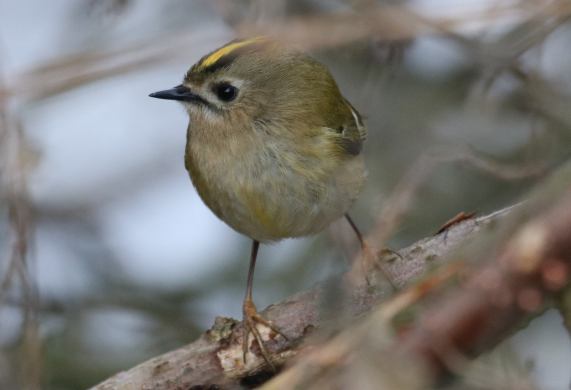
[{"x1": 197, "y1": 37, "x2": 265, "y2": 70}]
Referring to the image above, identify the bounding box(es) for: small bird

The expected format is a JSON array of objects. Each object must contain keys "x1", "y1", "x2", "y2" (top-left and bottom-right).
[{"x1": 150, "y1": 37, "x2": 368, "y2": 366}]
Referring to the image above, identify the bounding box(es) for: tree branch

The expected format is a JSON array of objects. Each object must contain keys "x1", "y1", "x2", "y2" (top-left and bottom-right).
[
  {"x1": 262, "y1": 162, "x2": 571, "y2": 389},
  {"x1": 93, "y1": 160, "x2": 571, "y2": 389},
  {"x1": 91, "y1": 204, "x2": 514, "y2": 389}
]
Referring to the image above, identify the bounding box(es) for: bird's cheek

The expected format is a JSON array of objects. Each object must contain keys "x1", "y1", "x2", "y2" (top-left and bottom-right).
[
  {"x1": 236, "y1": 94, "x2": 263, "y2": 116},
  {"x1": 184, "y1": 104, "x2": 209, "y2": 122},
  {"x1": 183, "y1": 102, "x2": 198, "y2": 116}
]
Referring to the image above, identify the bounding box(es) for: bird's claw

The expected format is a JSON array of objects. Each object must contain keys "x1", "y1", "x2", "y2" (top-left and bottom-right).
[
  {"x1": 350, "y1": 241, "x2": 399, "y2": 290},
  {"x1": 242, "y1": 299, "x2": 287, "y2": 370}
]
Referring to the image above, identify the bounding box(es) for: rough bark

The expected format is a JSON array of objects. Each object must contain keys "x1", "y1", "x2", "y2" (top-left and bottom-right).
[
  {"x1": 262, "y1": 165, "x2": 571, "y2": 389},
  {"x1": 92, "y1": 161, "x2": 571, "y2": 390},
  {"x1": 91, "y1": 206, "x2": 512, "y2": 389}
]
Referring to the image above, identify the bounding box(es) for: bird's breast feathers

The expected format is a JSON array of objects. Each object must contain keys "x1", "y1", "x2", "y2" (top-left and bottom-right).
[{"x1": 185, "y1": 123, "x2": 366, "y2": 242}]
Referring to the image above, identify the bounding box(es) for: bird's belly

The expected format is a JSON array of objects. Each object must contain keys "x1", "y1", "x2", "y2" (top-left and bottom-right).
[{"x1": 187, "y1": 145, "x2": 365, "y2": 242}]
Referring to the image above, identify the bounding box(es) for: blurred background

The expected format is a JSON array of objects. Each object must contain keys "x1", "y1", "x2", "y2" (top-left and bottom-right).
[{"x1": 1, "y1": 0, "x2": 571, "y2": 389}]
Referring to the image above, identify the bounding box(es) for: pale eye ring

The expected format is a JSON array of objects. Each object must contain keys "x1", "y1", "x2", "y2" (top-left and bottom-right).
[{"x1": 213, "y1": 82, "x2": 238, "y2": 102}]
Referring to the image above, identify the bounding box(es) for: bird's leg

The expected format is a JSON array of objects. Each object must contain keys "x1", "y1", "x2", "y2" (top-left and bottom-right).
[
  {"x1": 242, "y1": 240, "x2": 287, "y2": 369},
  {"x1": 345, "y1": 214, "x2": 398, "y2": 289}
]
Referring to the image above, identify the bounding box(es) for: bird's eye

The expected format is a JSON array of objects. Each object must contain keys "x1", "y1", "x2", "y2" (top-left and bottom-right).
[{"x1": 213, "y1": 83, "x2": 238, "y2": 102}]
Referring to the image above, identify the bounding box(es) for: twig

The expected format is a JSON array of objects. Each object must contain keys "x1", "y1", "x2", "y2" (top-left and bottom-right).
[
  {"x1": 366, "y1": 147, "x2": 545, "y2": 256},
  {"x1": 557, "y1": 287, "x2": 571, "y2": 338},
  {"x1": 237, "y1": 1, "x2": 571, "y2": 51},
  {"x1": 3, "y1": 2, "x2": 570, "y2": 104},
  {"x1": 0, "y1": 65, "x2": 41, "y2": 390}
]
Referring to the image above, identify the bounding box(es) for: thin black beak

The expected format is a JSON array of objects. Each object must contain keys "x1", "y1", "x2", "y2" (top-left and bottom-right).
[{"x1": 149, "y1": 85, "x2": 202, "y2": 102}]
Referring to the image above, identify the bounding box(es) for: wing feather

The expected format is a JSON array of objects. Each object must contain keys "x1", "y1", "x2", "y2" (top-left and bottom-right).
[{"x1": 326, "y1": 99, "x2": 366, "y2": 156}]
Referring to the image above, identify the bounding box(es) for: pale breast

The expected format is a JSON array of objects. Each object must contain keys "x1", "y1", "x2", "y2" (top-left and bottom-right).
[{"x1": 185, "y1": 131, "x2": 366, "y2": 243}]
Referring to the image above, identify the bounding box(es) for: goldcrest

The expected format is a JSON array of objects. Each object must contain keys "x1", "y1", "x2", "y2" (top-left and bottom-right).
[{"x1": 150, "y1": 37, "x2": 367, "y2": 366}]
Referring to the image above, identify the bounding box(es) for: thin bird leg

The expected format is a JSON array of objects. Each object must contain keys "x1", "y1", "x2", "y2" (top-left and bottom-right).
[
  {"x1": 345, "y1": 214, "x2": 398, "y2": 289},
  {"x1": 345, "y1": 213, "x2": 365, "y2": 248},
  {"x1": 242, "y1": 240, "x2": 287, "y2": 369}
]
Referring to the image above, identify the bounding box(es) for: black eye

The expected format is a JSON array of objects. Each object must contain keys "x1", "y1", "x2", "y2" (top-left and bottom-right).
[{"x1": 214, "y1": 83, "x2": 238, "y2": 102}]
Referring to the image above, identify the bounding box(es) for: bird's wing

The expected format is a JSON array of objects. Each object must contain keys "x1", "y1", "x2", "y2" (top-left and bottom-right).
[
  {"x1": 325, "y1": 99, "x2": 366, "y2": 157},
  {"x1": 344, "y1": 98, "x2": 367, "y2": 142}
]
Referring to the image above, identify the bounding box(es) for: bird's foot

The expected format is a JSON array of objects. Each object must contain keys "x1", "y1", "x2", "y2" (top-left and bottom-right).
[
  {"x1": 349, "y1": 241, "x2": 399, "y2": 290},
  {"x1": 242, "y1": 298, "x2": 287, "y2": 369}
]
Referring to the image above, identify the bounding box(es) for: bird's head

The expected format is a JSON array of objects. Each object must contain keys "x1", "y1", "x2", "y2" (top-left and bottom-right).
[{"x1": 150, "y1": 37, "x2": 343, "y2": 131}]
